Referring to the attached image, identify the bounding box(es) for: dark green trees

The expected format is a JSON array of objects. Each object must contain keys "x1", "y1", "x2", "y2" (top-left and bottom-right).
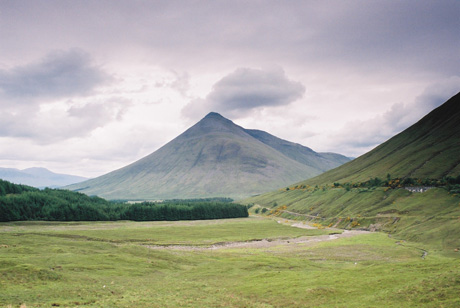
[{"x1": 0, "y1": 179, "x2": 248, "y2": 222}]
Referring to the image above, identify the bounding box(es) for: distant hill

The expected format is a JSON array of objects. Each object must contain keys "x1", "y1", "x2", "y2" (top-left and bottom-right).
[
  {"x1": 243, "y1": 92, "x2": 460, "y2": 250},
  {"x1": 66, "y1": 112, "x2": 350, "y2": 200},
  {"x1": 0, "y1": 167, "x2": 87, "y2": 188}
]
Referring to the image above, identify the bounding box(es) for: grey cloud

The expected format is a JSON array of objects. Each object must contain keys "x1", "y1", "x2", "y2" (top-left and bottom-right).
[
  {"x1": 1, "y1": 0, "x2": 459, "y2": 165},
  {"x1": 0, "y1": 107, "x2": 37, "y2": 139},
  {"x1": 68, "y1": 98, "x2": 131, "y2": 123},
  {"x1": 0, "y1": 49, "x2": 112, "y2": 103},
  {"x1": 2, "y1": 1, "x2": 455, "y2": 96},
  {"x1": 170, "y1": 71, "x2": 190, "y2": 97},
  {"x1": 182, "y1": 68, "x2": 305, "y2": 119},
  {"x1": 4, "y1": 1, "x2": 457, "y2": 77},
  {"x1": 0, "y1": 97, "x2": 131, "y2": 143},
  {"x1": 154, "y1": 71, "x2": 191, "y2": 97},
  {"x1": 413, "y1": 77, "x2": 460, "y2": 113},
  {"x1": 182, "y1": 98, "x2": 209, "y2": 120},
  {"x1": 0, "y1": 49, "x2": 120, "y2": 143},
  {"x1": 304, "y1": 2, "x2": 460, "y2": 73}
]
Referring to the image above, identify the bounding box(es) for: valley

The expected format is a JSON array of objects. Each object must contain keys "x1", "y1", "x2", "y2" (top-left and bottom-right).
[
  {"x1": 1, "y1": 93, "x2": 459, "y2": 307},
  {"x1": 2, "y1": 2, "x2": 459, "y2": 307}
]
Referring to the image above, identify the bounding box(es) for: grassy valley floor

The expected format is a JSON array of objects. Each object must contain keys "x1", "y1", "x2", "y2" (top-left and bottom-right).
[{"x1": 1, "y1": 217, "x2": 459, "y2": 307}]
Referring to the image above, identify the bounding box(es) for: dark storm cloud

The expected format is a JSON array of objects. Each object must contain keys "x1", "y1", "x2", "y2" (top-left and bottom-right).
[
  {"x1": 182, "y1": 68, "x2": 305, "y2": 119},
  {"x1": 0, "y1": 49, "x2": 111, "y2": 103}
]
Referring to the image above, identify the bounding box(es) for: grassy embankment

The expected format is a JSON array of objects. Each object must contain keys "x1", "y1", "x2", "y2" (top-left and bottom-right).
[
  {"x1": 244, "y1": 186, "x2": 460, "y2": 253},
  {"x1": 1, "y1": 217, "x2": 459, "y2": 307}
]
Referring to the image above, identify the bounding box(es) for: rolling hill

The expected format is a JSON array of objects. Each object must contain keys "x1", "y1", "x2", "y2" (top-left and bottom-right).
[
  {"x1": 243, "y1": 92, "x2": 460, "y2": 251},
  {"x1": 0, "y1": 167, "x2": 87, "y2": 188},
  {"x1": 67, "y1": 112, "x2": 350, "y2": 200}
]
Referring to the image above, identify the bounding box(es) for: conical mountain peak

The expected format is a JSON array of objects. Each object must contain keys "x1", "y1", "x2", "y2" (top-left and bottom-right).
[
  {"x1": 67, "y1": 112, "x2": 350, "y2": 200},
  {"x1": 199, "y1": 112, "x2": 234, "y2": 127},
  {"x1": 203, "y1": 111, "x2": 225, "y2": 119},
  {"x1": 182, "y1": 112, "x2": 248, "y2": 138},
  {"x1": 199, "y1": 112, "x2": 234, "y2": 126}
]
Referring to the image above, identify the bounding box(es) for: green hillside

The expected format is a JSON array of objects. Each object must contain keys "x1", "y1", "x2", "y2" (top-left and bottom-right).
[
  {"x1": 67, "y1": 112, "x2": 349, "y2": 200},
  {"x1": 243, "y1": 92, "x2": 460, "y2": 251},
  {"x1": 301, "y1": 91, "x2": 460, "y2": 186}
]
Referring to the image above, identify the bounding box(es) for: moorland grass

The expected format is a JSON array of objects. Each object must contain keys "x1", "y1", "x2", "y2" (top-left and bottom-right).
[{"x1": 1, "y1": 218, "x2": 459, "y2": 307}]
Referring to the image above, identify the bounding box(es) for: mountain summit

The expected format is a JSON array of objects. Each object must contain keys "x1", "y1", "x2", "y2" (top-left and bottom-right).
[{"x1": 67, "y1": 112, "x2": 350, "y2": 200}]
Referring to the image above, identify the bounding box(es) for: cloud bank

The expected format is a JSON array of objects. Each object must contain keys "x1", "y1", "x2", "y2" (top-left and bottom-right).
[
  {"x1": 182, "y1": 67, "x2": 305, "y2": 119},
  {"x1": 0, "y1": 49, "x2": 111, "y2": 103},
  {"x1": 0, "y1": 50, "x2": 129, "y2": 143},
  {"x1": 0, "y1": 1, "x2": 458, "y2": 176}
]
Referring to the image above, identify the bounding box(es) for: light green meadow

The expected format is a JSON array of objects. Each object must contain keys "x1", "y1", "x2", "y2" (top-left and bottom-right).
[{"x1": 1, "y1": 217, "x2": 459, "y2": 307}]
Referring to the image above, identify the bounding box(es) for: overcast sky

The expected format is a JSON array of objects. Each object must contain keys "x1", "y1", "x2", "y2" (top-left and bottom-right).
[{"x1": 0, "y1": 0, "x2": 459, "y2": 178}]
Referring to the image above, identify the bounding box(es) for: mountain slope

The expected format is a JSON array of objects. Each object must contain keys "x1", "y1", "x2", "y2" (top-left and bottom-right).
[
  {"x1": 302, "y1": 91, "x2": 460, "y2": 186},
  {"x1": 245, "y1": 129, "x2": 351, "y2": 171},
  {"x1": 67, "y1": 112, "x2": 350, "y2": 200},
  {"x1": 0, "y1": 167, "x2": 87, "y2": 188}
]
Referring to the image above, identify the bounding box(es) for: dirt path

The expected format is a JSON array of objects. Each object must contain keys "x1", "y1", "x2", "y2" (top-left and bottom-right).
[
  {"x1": 145, "y1": 227, "x2": 369, "y2": 251},
  {"x1": 277, "y1": 219, "x2": 321, "y2": 230}
]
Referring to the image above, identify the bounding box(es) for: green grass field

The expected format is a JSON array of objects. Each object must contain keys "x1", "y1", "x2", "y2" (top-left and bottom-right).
[{"x1": 1, "y1": 217, "x2": 459, "y2": 307}]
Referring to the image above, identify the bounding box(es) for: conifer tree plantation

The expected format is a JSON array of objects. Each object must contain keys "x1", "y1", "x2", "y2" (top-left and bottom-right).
[{"x1": 0, "y1": 179, "x2": 248, "y2": 222}]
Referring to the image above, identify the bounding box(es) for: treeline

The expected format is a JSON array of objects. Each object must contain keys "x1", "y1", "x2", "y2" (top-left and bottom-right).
[
  {"x1": 0, "y1": 179, "x2": 248, "y2": 222},
  {"x1": 121, "y1": 202, "x2": 248, "y2": 221},
  {"x1": 0, "y1": 179, "x2": 37, "y2": 195}
]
